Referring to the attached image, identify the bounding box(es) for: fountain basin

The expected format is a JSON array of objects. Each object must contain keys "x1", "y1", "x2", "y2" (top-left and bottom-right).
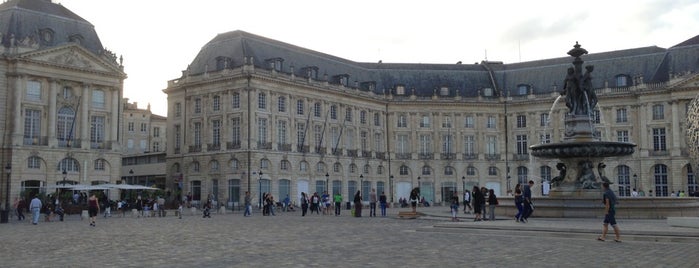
[{"x1": 530, "y1": 141, "x2": 636, "y2": 159}]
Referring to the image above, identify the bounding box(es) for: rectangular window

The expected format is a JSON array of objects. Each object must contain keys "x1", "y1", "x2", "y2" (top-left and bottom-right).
[
  {"x1": 258, "y1": 93, "x2": 266, "y2": 110},
  {"x1": 652, "y1": 104, "x2": 664, "y2": 120},
  {"x1": 396, "y1": 134, "x2": 409, "y2": 154},
  {"x1": 193, "y1": 122, "x2": 202, "y2": 146},
  {"x1": 213, "y1": 95, "x2": 220, "y2": 111},
  {"x1": 464, "y1": 115, "x2": 474, "y2": 128},
  {"x1": 516, "y1": 135, "x2": 528, "y2": 155},
  {"x1": 140, "y1": 140, "x2": 147, "y2": 150},
  {"x1": 258, "y1": 118, "x2": 268, "y2": 143},
  {"x1": 652, "y1": 128, "x2": 666, "y2": 151},
  {"x1": 92, "y1": 90, "x2": 105, "y2": 108},
  {"x1": 419, "y1": 134, "x2": 431, "y2": 154},
  {"x1": 212, "y1": 119, "x2": 221, "y2": 146},
  {"x1": 539, "y1": 134, "x2": 551, "y2": 144},
  {"x1": 442, "y1": 117, "x2": 452, "y2": 128},
  {"x1": 464, "y1": 135, "x2": 475, "y2": 156},
  {"x1": 26, "y1": 81, "x2": 42, "y2": 101},
  {"x1": 90, "y1": 116, "x2": 105, "y2": 143},
  {"x1": 397, "y1": 114, "x2": 407, "y2": 128},
  {"x1": 175, "y1": 103, "x2": 181, "y2": 117},
  {"x1": 360, "y1": 131, "x2": 368, "y2": 151},
  {"x1": 420, "y1": 115, "x2": 430, "y2": 128},
  {"x1": 330, "y1": 106, "x2": 337, "y2": 120},
  {"x1": 24, "y1": 109, "x2": 41, "y2": 144},
  {"x1": 153, "y1": 127, "x2": 160, "y2": 137},
  {"x1": 174, "y1": 125, "x2": 181, "y2": 150},
  {"x1": 232, "y1": 93, "x2": 240, "y2": 109},
  {"x1": 442, "y1": 134, "x2": 453, "y2": 153},
  {"x1": 345, "y1": 129, "x2": 354, "y2": 149},
  {"x1": 540, "y1": 113, "x2": 549, "y2": 127},
  {"x1": 296, "y1": 100, "x2": 304, "y2": 115},
  {"x1": 231, "y1": 118, "x2": 241, "y2": 145},
  {"x1": 516, "y1": 115, "x2": 527, "y2": 128},
  {"x1": 277, "y1": 120, "x2": 287, "y2": 145},
  {"x1": 374, "y1": 113, "x2": 380, "y2": 126},
  {"x1": 616, "y1": 130, "x2": 629, "y2": 142},
  {"x1": 314, "y1": 103, "x2": 321, "y2": 117},
  {"x1": 374, "y1": 133, "x2": 383, "y2": 152},
  {"x1": 486, "y1": 136, "x2": 497, "y2": 155},
  {"x1": 616, "y1": 108, "x2": 627, "y2": 123},
  {"x1": 487, "y1": 116, "x2": 496, "y2": 129},
  {"x1": 360, "y1": 111, "x2": 367, "y2": 124},
  {"x1": 128, "y1": 122, "x2": 134, "y2": 132},
  {"x1": 296, "y1": 122, "x2": 305, "y2": 146},
  {"x1": 194, "y1": 98, "x2": 202, "y2": 113},
  {"x1": 141, "y1": 123, "x2": 147, "y2": 132},
  {"x1": 278, "y1": 97, "x2": 286, "y2": 113},
  {"x1": 345, "y1": 108, "x2": 352, "y2": 122}
]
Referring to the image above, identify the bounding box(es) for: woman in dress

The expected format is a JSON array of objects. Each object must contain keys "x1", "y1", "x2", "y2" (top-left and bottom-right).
[
  {"x1": 353, "y1": 190, "x2": 362, "y2": 217},
  {"x1": 472, "y1": 186, "x2": 484, "y2": 221},
  {"x1": 88, "y1": 193, "x2": 99, "y2": 227}
]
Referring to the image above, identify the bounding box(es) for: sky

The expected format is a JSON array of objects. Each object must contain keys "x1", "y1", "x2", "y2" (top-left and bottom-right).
[{"x1": 55, "y1": 0, "x2": 699, "y2": 117}]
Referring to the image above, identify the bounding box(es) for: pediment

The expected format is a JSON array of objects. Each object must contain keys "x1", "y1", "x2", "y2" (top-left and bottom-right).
[{"x1": 18, "y1": 44, "x2": 125, "y2": 76}]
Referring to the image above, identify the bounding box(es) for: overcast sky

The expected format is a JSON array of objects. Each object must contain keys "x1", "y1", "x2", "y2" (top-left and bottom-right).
[{"x1": 56, "y1": 0, "x2": 699, "y2": 116}]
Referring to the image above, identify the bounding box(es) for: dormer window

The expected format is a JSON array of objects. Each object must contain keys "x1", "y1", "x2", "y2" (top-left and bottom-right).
[
  {"x1": 39, "y1": 28, "x2": 54, "y2": 45},
  {"x1": 333, "y1": 74, "x2": 350, "y2": 86},
  {"x1": 266, "y1": 58, "x2": 284, "y2": 72},
  {"x1": 517, "y1": 84, "x2": 530, "y2": 95},
  {"x1": 68, "y1": 34, "x2": 84, "y2": 45},
  {"x1": 615, "y1": 74, "x2": 630, "y2": 87},
  {"x1": 396, "y1": 85, "x2": 406, "y2": 95},
  {"x1": 216, "y1": 56, "x2": 232, "y2": 70},
  {"x1": 360, "y1": 81, "x2": 376, "y2": 92},
  {"x1": 439, "y1": 86, "x2": 449, "y2": 96},
  {"x1": 302, "y1": 66, "x2": 318, "y2": 79},
  {"x1": 483, "y1": 88, "x2": 493, "y2": 97}
]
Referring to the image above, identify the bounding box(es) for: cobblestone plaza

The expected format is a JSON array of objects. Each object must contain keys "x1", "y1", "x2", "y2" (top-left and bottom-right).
[{"x1": 1, "y1": 207, "x2": 697, "y2": 267}]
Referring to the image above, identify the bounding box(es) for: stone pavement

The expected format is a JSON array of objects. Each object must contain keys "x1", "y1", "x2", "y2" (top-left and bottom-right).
[{"x1": 0, "y1": 206, "x2": 697, "y2": 267}]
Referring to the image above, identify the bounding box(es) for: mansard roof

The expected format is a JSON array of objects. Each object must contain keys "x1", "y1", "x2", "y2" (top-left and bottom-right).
[
  {"x1": 186, "y1": 30, "x2": 699, "y2": 97},
  {"x1": 0, "y1": 0, "x2": 104, "y2": 54}
]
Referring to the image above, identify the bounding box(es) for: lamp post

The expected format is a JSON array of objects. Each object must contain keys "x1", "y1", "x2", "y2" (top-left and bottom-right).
[
  {"x1": 1, "y1": 164, "x2": 10, "y2": 223},
  {"x1": 257, "y1": 171, "x2": 263, "y2": 209},
  {"x1": 61, "y1": 169, "x2": 67, "y2": 205},
  {"x1": 462, "y1": 176, "x2": 466, "y2": 193},
  {"x1": 325, "y1": 173, "x2": 329, "y2": 193},
  {"x1": 633, "y1": 174, "x2": 638, "y2": 190},
  {"x1": 417, "y1": 176, "x2": 421, "y2": 189},
  {"x1": 389, "y1": 175, "x2": 394, "y2": 203},
  {"x1": 129, "y1": 169, "x2": 134, "y2": 200}
]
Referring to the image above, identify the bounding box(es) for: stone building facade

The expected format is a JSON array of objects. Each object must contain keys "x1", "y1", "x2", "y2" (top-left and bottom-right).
[
  {"x1": 0, "y1": 0, "x2": 126, "y2": 209},
  {"x1": 164, "y1": 31, "x2": 699, "y2": 206},
  {"x1": 121, "y1": 100, "x2": 166, "y2": 191}
]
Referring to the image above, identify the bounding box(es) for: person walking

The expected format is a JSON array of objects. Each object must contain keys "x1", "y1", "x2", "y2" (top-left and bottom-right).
[
  {"x1": 514, "y1": 183, "x2": 524, "y2": 222},
  {"x1": 598, "y1": 182, "x2": 621, "y2": 242},
  {"x1": 463, "y1": 190, "x2": 472, "y2": 214},
  {"x1": 472, "y1": 186, "x2": 483, "y2": 221},
  {"x1": 15, "y1": 197, "x2": 25, "y2": 221},
  {"x1": 310, "y1": 192, "x2": 320, "y2": 215},
  {"x1": 29, "y1": 194, "x2": 42, "y2": 225},
  {"x1": 353, "y1": 190, "x2": 362, "y2": 217},
  {"x1": 379, "y1": 191, "x2": 387, "y2": 217},
  {"x1": 522, "y1": 180, "x2": 535, "y2": 222},
  {"x1": 301, "y1": 192, "x2": 309, "y2": 217},
  {"x1": 450, "y1": 191, "x2": 460, "y2": 221},
  {"x1": 409, "y1": 188, "x2": 419, "y2": 213},
  {"x1": 487, "y1": 189, "x2": 498, "y2": 221},
  {"x1": 480, "y1": 187, "x2": 488, "y2": 220},
  {"x1": 88, "y1": 193, "x2": 99, "y2": 227},
  {"x1": 369, "y1": 188, "x2": 378, "y2": 217},
  {"x1": 244, "y1": 191, "x2": 252, "y2": 217},
  {"x1": 333, "y1": 192, "x2": 342, "y2": 216}
]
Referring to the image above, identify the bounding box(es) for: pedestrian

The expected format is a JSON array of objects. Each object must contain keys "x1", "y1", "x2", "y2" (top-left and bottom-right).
[
  {"x1": 178, "y1": 201, "x2": 183, "y2": 219},
  {"x1": 487, "y1": 188, "x2": 498, "y2": 221},
  {"x1": 379, "y1": 191, "x2": 387, "y2": 217},
  {"x1": 480, "y1": 187, "x2": 488, "y2": 220},
  {"x1": 321, "y1": 191, "x2": 330, "y2": 215},
  {"x1": 203, "y1": 198, "x2": 212, "y2": 218},
  {"x1": 310, "y1": 192, "x2": 320, "y2": 214},
  {"x1": 157, "y1": 196, "x2": 165, "y2": 217},
  {"x1": 514, "y1": 183, "x2": 524, "y2": 222},
  {"x1": 409, "y1": 188, "x2": 419, "y2": 213},
  {"x1": 463, "y1": 190, "x2": 472, "y2": 214},
  {"x1": 369, "y1": 188, "x2": 377, "y2": 217},
  {"x1": 267, "y1": 194, "x2": 276, "y2": 216},
  {"x1": 301, "y1": 192, "x2": 309, "y2": 216},
  {"x1": 522, "y1": 180, "x2": 535, "y2": 222},
  {"x1": 353, "y1": 190, "x2": 362, "y2": 217},
  {"x1": 283, "y1": 195, "x2": 290, "y2": 212},
  {"x1": 450, "y1": 191, "x2": 460, "y2": 221},
  {"x1": 15, "y1": 197, "x2": 25, "y2": 221},
  {"x1": 244, "y1": 191, "x2": 252, "y2": 216},
  {"x1": 29, "y1": 194, "x2": 41, "y2": 225},
  {"x1": 88, "y1": 193, "x2": 99, "y2": 227},
  {"x1": 472, "y1": 186, "x2": 484, "y2": 221},
  {"x1": 333, "y1": 191, "x2": 342, "y2": 216},
  {"x1": 597, "y1": 182, "x2": 621, "y2": 243}
]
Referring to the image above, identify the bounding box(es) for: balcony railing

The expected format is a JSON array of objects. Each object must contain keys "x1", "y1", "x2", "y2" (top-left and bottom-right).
[
  {"x1": 418, "y1": 153, "x2": 433, "y2": 160},
  {"x1": 332, "y1": 148, "x2": 343, "y2": 156},
  {"x1": 58, "y1": 139, "x2": 81, "y2": 148},
  {"x1": 90, "y1": 141, "x2": 112, "y2": 150},
  {"x1": 278, "y1": 143, "x2": 292, "y2": 152},
  {"x1": 514, "y1": 154, "x2": 529, "y2": 161},
  {"x1": 297, "y1": 145, "x2": 309, "y2": 153},
  {"x1": 485, "y1": 154, "x2": 500, "y2": 161},
  {"x1": 462, "y1": 153, "x2": 477, "y2": 160},
  {"x1": 375, "y1": 152, "x2": 386, "y2": 160},
  {"x1": 362, "y1": 150, "x2": 372, "y2": 158},
  {"x1": 207, "y1": 143, "x2": 221, "y2": 151},
  {"x1": 441, "y1": 153, "x2": 456, "y2": 160},
  {"x1": 257, "y1": 142, "x2": 272, "y2": 150},
  {"x1": 649, "y1": 150, "x2": 669, "y2": 156},
  {"x1": 188, "y1": 145, "x2": 202, "y2": 153},
  {"x1": 315, "y1": 146, "x2": 326, "y2": 154},
  {"x1": 174, "y1": 148, "x2": 181, "y2": 154},
  {"x1": 227, "y1": 141, "x2": 241, "y2": 150},
  {"x1": 23, "y1": 136, "x2": 48, "y2": 146},
  {"x1": 396, "y1": 153, "x2": 412, "y2": 160},
  {"x1": 347, "y1": 149, "x2": 358, "y2": 157}
]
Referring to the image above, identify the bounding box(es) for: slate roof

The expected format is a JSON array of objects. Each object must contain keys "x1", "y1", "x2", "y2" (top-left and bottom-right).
[
  {"x1": 0, "y1": 0, "x2": 104, "y2": 54},
  {"x1": 187, "y1": 30, "x2": 699, "y2": 97}
]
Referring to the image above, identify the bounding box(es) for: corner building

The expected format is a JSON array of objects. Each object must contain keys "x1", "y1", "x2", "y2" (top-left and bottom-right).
[
  {"x1": 164, "y1": 31, "x2": 699, "y2": 207},
  {"x1": 0, "y1": 0, "x2": 126, "y2": 205}
]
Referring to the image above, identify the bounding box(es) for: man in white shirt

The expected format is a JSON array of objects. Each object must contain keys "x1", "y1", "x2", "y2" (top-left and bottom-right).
[
  {"x1": 29, "y1": 194, "x2": 42, "y2": 225},
  {"x1": 631, "y1": 188, "x2": 639, "y2": 197}
]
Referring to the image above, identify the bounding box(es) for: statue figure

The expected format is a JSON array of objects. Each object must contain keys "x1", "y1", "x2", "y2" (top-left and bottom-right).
[
  {"x1": 581, "y1": 65, "x2": 597, "y2": 113},
  {"x1": 551, "y1": 163, "x2": 567, "y2": 187},
  {"x1": 597, "y1": 163, "x2": 612, "y2": 184},
  {"x1": 562, "y1": 67, "x2": 578, "y2": 114},
  {"x1": 578, "y1": 160, "x2": 598, "y2": 189}
]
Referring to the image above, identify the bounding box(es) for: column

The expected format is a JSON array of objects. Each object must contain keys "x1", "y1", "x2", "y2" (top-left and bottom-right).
[
  {"x1": 111, "y1": 89, "x2": 119, "y2": 148},
  {"x1": 48, "y1": 79, "x2": 57, "y2": 146},
  {"x1": 670, "y1": 101, "x2": 680, "y2": 156},
  {"x1": 81, "y1": 84, "x2": 90, "y2": 149},
  {"x1": 12, "y1": 75, "x2": 23, "y2": 144},
  {"x1": 637, "y1": 104, "x2": 648, "y2": 157}
]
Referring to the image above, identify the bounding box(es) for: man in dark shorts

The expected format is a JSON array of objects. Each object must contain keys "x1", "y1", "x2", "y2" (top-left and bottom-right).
[{"x1": 597, "y1": 182, "x2": 621, "y2": 242}]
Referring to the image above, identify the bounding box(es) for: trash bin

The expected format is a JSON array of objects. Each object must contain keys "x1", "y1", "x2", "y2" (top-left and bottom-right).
[{"x1": 346, "y1": 202, "x2": 351, "y2": 210}]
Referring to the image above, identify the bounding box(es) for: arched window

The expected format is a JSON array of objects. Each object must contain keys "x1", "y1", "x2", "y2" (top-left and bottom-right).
[
  {"x1": 421, "y1": 166, "x2": 431, "y2": 175},
  {"x1": 210, "y1": 160, "x2": 219, "y2": 172},
  {"x1": 617, "y1": 165, "x2": 630, "y2": 196},
  {"x1": 399, "y1": 165, "x2": 409, "y2": 176},
  {"x1": 467, "y1": 166, "x2": 476, "y2": 176},
  {"x1": 444, "y1": 166, "x2": 454, "y2": 175},
  {"x1": 517, "y1": 166, "x2": 528, "y2": 184},
  {"x1": 333, "y1": 162, "x2": 342, "y2": 173},
  {"x1": 191, "y1": 161, "x2": 200, "y2": 173},
  {"x1": 94, "y1": 159, "x2": 106, "y2": 171},
  {"x1": 58, "y1": 158, "x2": 79, "y2": 172},
  {"x1": 654, "y1": 164, "x2": 668, "y2": 196},
  {"x1": 229, "y1": 159, "x2": 239, "y2": 172},
  {"x1": 27, "y1": 156, "x2": 41, "y2": 169}
]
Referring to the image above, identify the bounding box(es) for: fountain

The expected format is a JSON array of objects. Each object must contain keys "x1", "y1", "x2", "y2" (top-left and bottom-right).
[{"x1": 530, "y1": 42, "x2": 636, "y2": 197}]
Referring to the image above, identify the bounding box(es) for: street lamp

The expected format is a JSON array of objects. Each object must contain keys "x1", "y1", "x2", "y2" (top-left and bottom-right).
[
  {"x1": 1, "y1": 164, "x2": 10, "y2": 223},
  {"x1": 417, "y1": 176, "x2": 421, "y2": 189},
  {"x1": 256, "y1": 171, "x2": 263, "y2": 209},
  {"x1": 325, "y1": 172, "x2": 329, "y2": 193},
  {"x1": 462, "y1": 176, "x2": 466, "y2": 193},
  {"x1": 389, "y1": 175, "x2": 394, "y2": 203},
  {"x1": 633, "y1": 174, "x2": 638, "y2": 189}
]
